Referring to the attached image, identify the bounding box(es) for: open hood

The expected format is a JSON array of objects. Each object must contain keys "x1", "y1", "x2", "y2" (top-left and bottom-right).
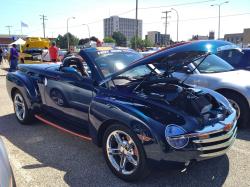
[
  {"x1": 100, "y1": 50, "x2": 207, "y2": 84},
  {"x1": 100, "y1": 40, "x2": 233, "y2": 84}
]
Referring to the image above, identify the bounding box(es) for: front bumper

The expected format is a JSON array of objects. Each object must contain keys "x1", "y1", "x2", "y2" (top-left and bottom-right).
[{"x1": 144, "y1": 109, "x2": 237, "y2": 163}]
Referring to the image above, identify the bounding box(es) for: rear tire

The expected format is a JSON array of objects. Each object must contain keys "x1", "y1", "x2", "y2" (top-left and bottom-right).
[
  {"x1": 13, "y1": 91, "x2": 33, "y2": 124},
  {"x1": 222, "y1": 92, "x2": 249, "y2": 128},
  {"x1": 102, "y1": 124, "x2": 150, "y2": 181}
]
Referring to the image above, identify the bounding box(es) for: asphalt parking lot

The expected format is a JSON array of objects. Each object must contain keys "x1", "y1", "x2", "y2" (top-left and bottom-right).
[{"x1": 1, "y1": 67, "x2": 250, "y2": 187}]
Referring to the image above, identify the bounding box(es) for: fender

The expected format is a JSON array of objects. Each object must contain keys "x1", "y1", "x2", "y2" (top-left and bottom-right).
[
  {"x1": 88, "y1": 96, "x2": 166, "y2": 160},
  {"x1": 6, "y1": 72, "x2": 41, "y2": 109}
]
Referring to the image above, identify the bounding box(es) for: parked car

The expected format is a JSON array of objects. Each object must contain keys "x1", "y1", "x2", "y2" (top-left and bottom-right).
[
  {"x1": 6, "y1": 47, "x2": 237, "y2": 181},
  {"x1": 0, "y1": 137, "x2": 14, "y2": 187},
  {"x1": 152, "y1": 40, "x2": 250, "y2": 128},
  {"x1": 217, "y1": 47, "x2": 250, "y2": 70}
]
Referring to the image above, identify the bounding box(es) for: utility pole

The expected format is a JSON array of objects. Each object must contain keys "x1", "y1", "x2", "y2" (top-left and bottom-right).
[
  {"x1": 162, "y1": 11, "x2": 171, "y2": 46},
  {"x1": 5, "y1": 26, "x2": 13, "y2": 36},
  {"x1": 40, "y1": 14, "x2": 48, "y2": 38},
  {"x1": 135, "y1": 0, "x2": 138, "y2": 49}
]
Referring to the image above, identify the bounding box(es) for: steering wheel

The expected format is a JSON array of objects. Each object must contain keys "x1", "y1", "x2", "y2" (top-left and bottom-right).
[{"x1": 61, "y1": 56, "x2": 88, "y2": 77}]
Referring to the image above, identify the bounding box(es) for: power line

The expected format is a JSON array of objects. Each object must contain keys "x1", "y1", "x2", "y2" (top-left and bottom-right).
[
  {"x1": 139, "y1": 0, "x2": 216, "y2": 9},
  {"x1": 61, "y1": 0, "x2": 217, "y2": 29},
  {"x1": 40, "y1": 14, "x2": 48, "y2": 38},
  {"x1": 144, "y1": 12, "x2": 250, "y2": 24}
]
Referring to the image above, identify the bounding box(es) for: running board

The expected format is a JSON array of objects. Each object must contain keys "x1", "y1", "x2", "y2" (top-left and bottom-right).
[{"x1": 35, "y1": 114, "x2": 92, "y2": 141}]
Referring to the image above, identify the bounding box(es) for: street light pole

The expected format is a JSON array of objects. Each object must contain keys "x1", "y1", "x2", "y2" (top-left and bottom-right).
[
  {"x1": 67, "y1": 16, "x2": 75, "y2": 50},
  {"x1": 82, "y1": 24, "x2": 91, "y2": 39},
  {"x1": 211, "y1": 1, "x2": 229, "y2": 39},
  {"x1": 171, "y1": 8, "x2": 179, "y2": 42}
]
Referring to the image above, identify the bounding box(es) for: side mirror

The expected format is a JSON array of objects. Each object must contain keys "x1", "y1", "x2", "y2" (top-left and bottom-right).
[
  {"x1": 61, "y1": 67, "x2": 77, "y2": 74},
  {"x1": 60, "y1": 67, "x2": 83, "y2": 80}
]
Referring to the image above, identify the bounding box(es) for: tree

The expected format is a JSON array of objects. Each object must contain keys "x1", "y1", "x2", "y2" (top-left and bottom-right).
[
  {"x1": 130, "y1": 37, "x2": 144, "y2": 49},
  {"x1": 103, "y1": 37, "x2": 115, "y2": 43},
  {"x1": 56, "y1": 32, "x2": 79, "y2": 49},
  {"x1": 143, "y1": 38, "x2": 153, "y2": 48},
  {"x1": 112, "y1": 32, "x2": 127, "y2": 46},
  {"x1": 78, "y1": 38, "x2": 90, "y2": 45}
]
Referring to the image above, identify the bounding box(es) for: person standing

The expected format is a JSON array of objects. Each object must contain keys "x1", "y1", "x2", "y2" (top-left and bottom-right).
[
  {"x1": 49, "y1": 41, "x2": 58, "y2": 62},
  {"x1": 0, "y1": 48, "x2": 3, "y2": 66},
  {"x1": 9, "y1": 44, "x2": 19, "y2": 72},
  {"x1": 3, "y1": 48, "x2": 8, "y2": 62}
]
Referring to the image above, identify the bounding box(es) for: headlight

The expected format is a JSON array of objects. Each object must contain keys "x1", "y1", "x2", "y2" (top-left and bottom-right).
[{"x1": 165, "y1": 124, "x2": 189, "y2": 149}]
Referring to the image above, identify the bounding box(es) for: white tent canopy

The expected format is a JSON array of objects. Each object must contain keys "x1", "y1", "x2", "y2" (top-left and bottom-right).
[{"x1": 9, "y1": 38, "x2": 26, "y2": 45}]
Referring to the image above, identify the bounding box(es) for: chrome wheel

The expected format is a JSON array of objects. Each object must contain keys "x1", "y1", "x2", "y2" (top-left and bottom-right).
[
  {"x1": 228, "y1": 99, "x2": 241, "y2": 120},
  {"x1": 14, "y1": 93, "x2": 26, "y2": 121},
  {"x1": 106, "y1": 130, "x2": 139, "y2": 175}
]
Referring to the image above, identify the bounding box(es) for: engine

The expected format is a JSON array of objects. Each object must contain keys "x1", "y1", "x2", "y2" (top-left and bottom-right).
[{"x1": 137, "y1": 82, "x2": 221, "y2": 117}]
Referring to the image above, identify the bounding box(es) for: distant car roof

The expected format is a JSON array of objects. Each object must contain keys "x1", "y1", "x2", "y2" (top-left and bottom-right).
[{"x1": 243, "y1": 48, "x2": 250, "y2": 51}]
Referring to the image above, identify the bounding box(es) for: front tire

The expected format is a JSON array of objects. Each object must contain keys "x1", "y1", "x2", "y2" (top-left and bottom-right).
[
  {"x1": 102, "y1": 124, "x2": 150, "y2": 181},
  {"x1": 222, "y1": 92, "x2": 249, "y2": 128},
  {"x1": 13, "y1": 91, "x2": 33, "y2": 124}
]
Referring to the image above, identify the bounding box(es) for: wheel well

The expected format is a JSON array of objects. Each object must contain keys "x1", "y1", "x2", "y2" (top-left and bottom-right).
[
  {"x1": 97, "y1": 119, "x2": 125, "y2": 147},
  {"x1": 215, "y1": 88, "x2": 249, "y2": 107},
  {"x1": 11, "y1": 87, "x2": 19, "y2": 100}
]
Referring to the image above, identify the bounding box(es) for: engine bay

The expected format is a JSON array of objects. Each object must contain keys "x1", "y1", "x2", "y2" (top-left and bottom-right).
[{"x1": 133, "y1": 79, "x2": 227, "y2": 123}]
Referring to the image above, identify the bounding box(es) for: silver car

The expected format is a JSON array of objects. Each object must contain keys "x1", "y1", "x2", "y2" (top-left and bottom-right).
[
  {"x1": 171, "y1": 52, "x2": 250, "y2": 128},
  {"x1": 0, "y1": 137, "x2": 14, "y2": 187}
]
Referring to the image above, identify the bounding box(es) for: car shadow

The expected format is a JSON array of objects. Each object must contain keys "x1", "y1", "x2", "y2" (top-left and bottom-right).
[
  {"x1": 236, "y1": 129, "x2": 250, "y2": 141},
  {"x1": 0, "y1": 113, "x2": 229, "y2": 186}
]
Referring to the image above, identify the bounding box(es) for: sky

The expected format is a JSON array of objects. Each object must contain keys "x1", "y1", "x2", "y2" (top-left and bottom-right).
[{"x1": 0, "y1": 0, "x2": 250, "y2": 41}]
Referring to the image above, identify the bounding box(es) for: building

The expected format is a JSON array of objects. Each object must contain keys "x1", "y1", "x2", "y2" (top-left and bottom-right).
[
  {"x1": 145, "y1": 31, "x2": 170, "y2": 46},
  {"x1": 209, "y1": 31, "x2": 215, "y2": 40},
  {"x1": 103, "y1": 16, "x2": 142, "y2": 43},
  {"x1": 0, "y1": 34, "x2": 27, "y2": 48},
  {"x1": 243, "y1": 28, "x2": 250, "y2": 47},
  {"x1": 224, "y1": 28, "x2": 250, "y2": 47},
  {"x1": 224, "y1": 33, "x2": 243, "y2": 44}
]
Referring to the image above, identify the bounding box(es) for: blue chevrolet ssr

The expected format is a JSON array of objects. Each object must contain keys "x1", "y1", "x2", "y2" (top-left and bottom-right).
[{"x1": 6, "y1": 47, "x2": 237, "y2": 181}]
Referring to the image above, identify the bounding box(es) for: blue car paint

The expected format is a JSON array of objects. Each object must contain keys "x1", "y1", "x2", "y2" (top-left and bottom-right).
[{"x1": 5, "y1": 44, "x2": 236, "y2": 164}]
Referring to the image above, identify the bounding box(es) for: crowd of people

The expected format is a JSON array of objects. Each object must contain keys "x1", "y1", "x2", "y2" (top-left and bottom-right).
[{"x1": 0, "y1": 41, "x2": 70, "y2": 72}]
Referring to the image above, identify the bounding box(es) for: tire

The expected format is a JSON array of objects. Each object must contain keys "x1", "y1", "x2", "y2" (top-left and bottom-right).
[
  {"x1": 13, "y1": 91, "x2": 33, "y2": 124},
  {"x1": 102, "y1": 124, "x2": 150, "y2": 181},
  {"x1": 222, "y1": 91, "x2": 249, "y2": 128}
]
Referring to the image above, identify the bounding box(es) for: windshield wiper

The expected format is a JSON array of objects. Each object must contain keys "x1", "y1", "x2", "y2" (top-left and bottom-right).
[
  {"x1": 133, "y1": 67, "x2": 158, "y2": 92},
  {"x1": 112, "y1": 76, "x2": 135, "y2": 81},
  {"x1": 181, "y1": 52, "x2": 211, "y2": 84}
]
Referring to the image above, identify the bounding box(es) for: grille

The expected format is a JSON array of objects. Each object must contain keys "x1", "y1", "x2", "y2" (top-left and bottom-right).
[{"x1": 193, "y1": 122, "x2": 237, "y2": 158}]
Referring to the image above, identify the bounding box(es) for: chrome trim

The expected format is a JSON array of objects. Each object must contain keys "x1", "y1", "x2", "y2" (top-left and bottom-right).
[
  {"x1": 169, "y1": 109, "x2": 237, "y2": 140},
  {"x1": 197, "y1": 127, "x2": 237, "y2": 151},
  {"x1": 199, "y1": 139, "x2": 235, "y2": 158},
  {"x1": 193, "y1": 122, "x2": 237, "y2": 143}
]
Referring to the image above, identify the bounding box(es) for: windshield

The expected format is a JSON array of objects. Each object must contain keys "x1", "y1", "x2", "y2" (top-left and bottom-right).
[
  {"x1": 217, "y1": 49, "x2": 244, "y2": 67},
  {"x1": 193, "y1": 54, "x2": 234, "y2": 73},
  {"x1": 89, "y1": 50, "x2": 143, "y2": 77}
]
